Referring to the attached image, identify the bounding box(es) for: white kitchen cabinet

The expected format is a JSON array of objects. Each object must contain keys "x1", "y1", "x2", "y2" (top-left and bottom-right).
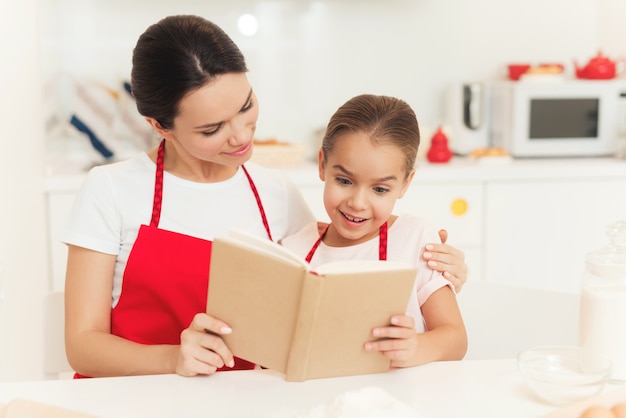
[
  {"x1": 484, "y1": 178, "x2": 626, "y2": 293},
  {"x1": 395, "y1": 181, "x2": 483, "y2": 282},
  {"x1": 45, "y1": 158, "x2": 626, "y2": 294}
]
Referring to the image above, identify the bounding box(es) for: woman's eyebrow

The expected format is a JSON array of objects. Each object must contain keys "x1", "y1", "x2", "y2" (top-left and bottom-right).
[{"x1": 193, "y1": 89, "x2": 253, "y2": 130}]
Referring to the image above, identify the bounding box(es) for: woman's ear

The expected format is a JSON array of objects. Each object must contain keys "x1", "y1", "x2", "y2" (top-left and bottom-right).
[
  {"x1": 145, "y1": 117, "x2": 172, "y2": 140},
  {"x1": 317, "y1": 148, "x2": 326, "y2": 181},
  {"x1": 398, "y1": 169, "x2": 416, "y2": 199}
]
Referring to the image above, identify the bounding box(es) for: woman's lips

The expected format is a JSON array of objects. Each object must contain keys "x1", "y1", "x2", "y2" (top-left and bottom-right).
[{"x1": 227, "y1": 141, "x2": 252, "y2": 157}]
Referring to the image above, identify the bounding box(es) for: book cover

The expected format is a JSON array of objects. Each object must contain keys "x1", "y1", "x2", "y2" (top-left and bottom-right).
[{"x1": 206, "y1": 229, "x2": 417, "y2": 381}]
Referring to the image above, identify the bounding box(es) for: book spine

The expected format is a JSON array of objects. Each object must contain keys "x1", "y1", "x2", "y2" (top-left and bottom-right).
[{"x1": 284, "y1": 273, "x2": 323, "y2": 382}]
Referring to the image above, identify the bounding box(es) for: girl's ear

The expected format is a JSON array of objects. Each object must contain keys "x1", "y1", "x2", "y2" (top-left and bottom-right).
[
  {"x1": 145, "y1": 117, "x2": 173, "y2": 140},
  {"x1": 398, "y1": 169, "x2": 416, "y2": 199},
  {"x1": 317, "y1": 148, "x2": 326, "y2": 181}
]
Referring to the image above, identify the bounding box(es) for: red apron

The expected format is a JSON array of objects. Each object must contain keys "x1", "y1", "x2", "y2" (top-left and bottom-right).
[
  {"x1": 305, "y1": 222, "x2": 388, "y2": 263},
  {"x1": 96, "y1": 140, "x2": 272, "y2": 375}
]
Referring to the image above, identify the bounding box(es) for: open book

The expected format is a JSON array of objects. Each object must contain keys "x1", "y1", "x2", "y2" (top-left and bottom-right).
[{"x1": 206, "y1": 229, "x2": 417, "y2": 382}]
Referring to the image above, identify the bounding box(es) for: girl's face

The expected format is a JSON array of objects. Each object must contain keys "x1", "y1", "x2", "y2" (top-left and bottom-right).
[
  {"x1": 152, "y1": 72, "x2": 259, "y2": 169},
  {"x1": 319, "y1": 132, "x2": 415, "y2": 247}
]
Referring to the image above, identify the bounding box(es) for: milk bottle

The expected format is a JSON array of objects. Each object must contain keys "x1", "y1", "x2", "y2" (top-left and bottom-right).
[{"x1": 580, "y1": 220, "x2": 626, "y2": 382}]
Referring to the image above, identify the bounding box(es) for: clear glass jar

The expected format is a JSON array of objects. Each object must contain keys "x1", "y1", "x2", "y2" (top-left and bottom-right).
[{"x1": 580, "y1": 220, "x2": 626, "y2": 382}]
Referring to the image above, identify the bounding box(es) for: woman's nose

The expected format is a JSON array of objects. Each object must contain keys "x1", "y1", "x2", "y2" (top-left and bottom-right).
[{"x1": 226, "y1": 116, "x2": 249, "y2": 146}]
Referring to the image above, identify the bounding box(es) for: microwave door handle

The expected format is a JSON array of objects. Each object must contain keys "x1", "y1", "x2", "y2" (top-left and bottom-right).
[{"x1": 463, "y1": 83, "x2": 482, "y2": 130}]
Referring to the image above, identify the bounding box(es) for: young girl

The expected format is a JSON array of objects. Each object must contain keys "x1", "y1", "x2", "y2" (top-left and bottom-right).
[{"x1": 282, "y1": 94, "x2": 467, "y2": 367}]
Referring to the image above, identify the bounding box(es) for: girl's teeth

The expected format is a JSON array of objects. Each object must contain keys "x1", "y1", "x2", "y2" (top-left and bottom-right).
[{"x1": 344, "y1": 213, "x2": 365, "y2": 222}]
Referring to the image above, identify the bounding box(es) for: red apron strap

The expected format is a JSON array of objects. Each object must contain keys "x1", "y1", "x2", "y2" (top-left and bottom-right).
[
  {"x1": 379, "y1": 221, "x2": 388, "y2": 261},
  {"x1": 150, "y1": 143, "x2": 272, "y2": 243},
  {"x1": 306, "y1": 222, "x2": 388, "y2": 263},
  {"x1": 241, "y1": 164, "x2": 273, "y2": 242},
  {"x1": 150, "y1": 140, "x2": 166, "y2": 227},
  {"x1": 305, "y1": 224, "x2": 330, "y2": 264}
]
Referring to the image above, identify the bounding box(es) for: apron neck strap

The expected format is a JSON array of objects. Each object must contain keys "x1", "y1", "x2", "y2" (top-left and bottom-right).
[{"x1": 305, "y1": 221, "x2": 388, "y2": 264}]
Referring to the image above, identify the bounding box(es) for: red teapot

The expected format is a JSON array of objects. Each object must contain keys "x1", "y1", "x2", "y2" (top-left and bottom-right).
[{"x1": 574, "y1": 51, "x2": 623, "y2": 80}]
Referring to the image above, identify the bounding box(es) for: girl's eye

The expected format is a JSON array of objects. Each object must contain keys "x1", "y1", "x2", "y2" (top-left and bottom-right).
[
  {"x1": 373, "y1": 186, "x2": 390, "y2": 195},
  {"x1": 335, "y1": 177, "x2": 351, "y2": 186}
]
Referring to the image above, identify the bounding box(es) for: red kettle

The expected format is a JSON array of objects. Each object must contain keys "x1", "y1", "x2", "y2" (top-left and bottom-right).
[{"x1": 574, "y1": 51, "x2": 621, "y2": 80}]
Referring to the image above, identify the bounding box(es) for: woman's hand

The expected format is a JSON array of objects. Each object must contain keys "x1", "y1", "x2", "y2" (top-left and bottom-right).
[
  {"x1": 176, "y1": 313, "x2": 235, "y2": 377},
  {"x1": 363, "y1": 315, "x2": 418, "y2": 367},
  {"x1": 423, "y1": 229, "x2": 468, "y2": 292}
]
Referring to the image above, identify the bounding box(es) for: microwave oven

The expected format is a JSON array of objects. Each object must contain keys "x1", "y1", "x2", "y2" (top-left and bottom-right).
[{"x1": 489, "y1": 79, "x2": 626, "y2": 157}]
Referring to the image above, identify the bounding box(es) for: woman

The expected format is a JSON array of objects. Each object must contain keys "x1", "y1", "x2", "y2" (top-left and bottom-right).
[{"x1": 63, "y1": 15, "x2": 468, "y2": 378}]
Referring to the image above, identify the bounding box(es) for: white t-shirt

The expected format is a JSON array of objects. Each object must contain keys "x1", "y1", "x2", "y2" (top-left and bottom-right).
[
  {"x1": 61, "y1": 152, "x2": 315, "y2": 307},
  {"x1": 281, "y1": 214, "x2": 453, "y2": 332}
]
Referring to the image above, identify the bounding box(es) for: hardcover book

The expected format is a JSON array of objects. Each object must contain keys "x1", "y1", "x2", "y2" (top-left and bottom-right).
[{"x1": 206, "y1": 229, "x2": 417, "y2": 382}]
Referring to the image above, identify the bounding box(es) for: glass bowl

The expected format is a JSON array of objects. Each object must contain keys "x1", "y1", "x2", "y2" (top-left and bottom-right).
[{"x1": 517, "y1": 346, "x2": 611, "y2": 406}]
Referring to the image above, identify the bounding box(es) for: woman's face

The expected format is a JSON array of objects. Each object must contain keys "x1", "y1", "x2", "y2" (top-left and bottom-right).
[{"x1": 160, "y1": 72, "x2": 259, "y2": 168}]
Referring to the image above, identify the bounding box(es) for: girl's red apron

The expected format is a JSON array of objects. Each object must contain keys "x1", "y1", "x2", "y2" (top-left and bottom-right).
[
  {"x1": 305, "y1": 222, "x2": 388, "y2": 263},
  {"x1": 108, "y1": 140, "x2": 272, "y2": 373}
]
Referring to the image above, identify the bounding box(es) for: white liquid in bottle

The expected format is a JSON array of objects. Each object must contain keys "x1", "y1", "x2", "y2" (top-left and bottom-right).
[{"x1": 579, "y1": 220, "x2": 626, "y2": 382}]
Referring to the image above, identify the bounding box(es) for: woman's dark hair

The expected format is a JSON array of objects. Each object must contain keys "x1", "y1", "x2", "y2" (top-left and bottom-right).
[
  {"x1": 321, "y1": 94, "x2": 420, "y2": 177},
  {"x1": 131, "y1": 15, "x2": 248, "y2": 129}
]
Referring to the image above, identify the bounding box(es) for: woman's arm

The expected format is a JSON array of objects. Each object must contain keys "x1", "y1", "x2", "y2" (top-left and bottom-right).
[
  {"x1": 64, "y1": 245, "x2": 234, "y2": 377},
  {"x1": 423, "y1": 229, "x2": 468, "y2": 292},
  {"x1": 364, "y1": 286, "x2": 467, "y2": 367}
]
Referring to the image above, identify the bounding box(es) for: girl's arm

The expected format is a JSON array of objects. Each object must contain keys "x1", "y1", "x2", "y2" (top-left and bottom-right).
[
  {"x1": 64, "y1": 245, "x2": 234, "y2": 377},
  {"x1": 364, "y1": 286, "x2": 467, "y2": 367}
]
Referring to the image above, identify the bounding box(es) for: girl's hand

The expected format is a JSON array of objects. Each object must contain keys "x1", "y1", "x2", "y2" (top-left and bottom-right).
[
  {"x1": 423, "y1": 229, "x2": 468, "y2": 292},
  {"x1": 176, "y1": 313, "x2": 235, "y2": 376},
  {"x1": 363, "y1": 315, "x2": 418, "y2": 368}
]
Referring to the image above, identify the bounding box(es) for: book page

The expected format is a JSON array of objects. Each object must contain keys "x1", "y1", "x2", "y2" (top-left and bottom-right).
[
  {"x1": 314, "y1": 260, "x2": 414, "y2": 275},
  {"x1": 224, "y1": 228, "x2": 309, "y2": 269}
]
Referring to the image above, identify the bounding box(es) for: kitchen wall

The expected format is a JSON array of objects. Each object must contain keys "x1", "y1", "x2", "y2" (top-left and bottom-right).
[
  {"x1": 0, "y1": 0, "x2": 625, "y2": 381},
  {"x1": 38, "y1": 0, "x2": 626, "y2": 149},
  {"x1": 0, "y1": 0, "x2": 48, "y2": 381}
]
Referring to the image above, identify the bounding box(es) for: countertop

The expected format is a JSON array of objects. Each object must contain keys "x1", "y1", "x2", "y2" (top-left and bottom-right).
[
  {"x1": 0, "y1": 359, "x2": 624, "y2": 418},
  {"x1": 43, "y1": 156, "x2": 626, "y2": 194}
]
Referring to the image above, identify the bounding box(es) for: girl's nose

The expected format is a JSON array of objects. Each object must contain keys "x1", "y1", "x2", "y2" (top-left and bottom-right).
[{"x1": 347, "y1": 188, "x2": 368, "y2": 210}]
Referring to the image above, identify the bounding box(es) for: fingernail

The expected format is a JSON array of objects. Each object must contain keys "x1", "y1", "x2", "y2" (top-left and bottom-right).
[
  {"x1": 423, "y1": 251, "x2": 432, "y2": 259},
  {"x1": 229, "y1": 359, "x2": 235, "y2": 368},
  {"x1": 425, "y1": 244, "x2": 434, "y2": 251},
  {"x1": 391, "y1": 317, "x2": 399, "y2": 325},
  {"x1": 220, "y1": 326, "x2": 232, "y2": 334},
  {"x1": 364, "y1": 343, "x2": 373, "y2": 351},
  {"x1": 427, "y1": 260, "x2": 437, "y2": 267},
  {"x1": 373, "y1": 328, "x2": 382, "y2": 337}
]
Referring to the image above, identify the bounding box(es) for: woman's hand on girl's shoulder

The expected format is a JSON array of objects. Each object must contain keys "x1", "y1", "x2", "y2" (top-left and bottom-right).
[
  {"x1": 177, "y1": 313, "x2": 235, "y2": 376},
  {"x1": 422, "y1": 229, "x2": 468, "y2": 292}
]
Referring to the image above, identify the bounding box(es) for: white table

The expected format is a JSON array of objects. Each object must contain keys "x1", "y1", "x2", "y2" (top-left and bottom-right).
[{"x1": 1, "y1": 359, "x2": 621, "y2": 418}]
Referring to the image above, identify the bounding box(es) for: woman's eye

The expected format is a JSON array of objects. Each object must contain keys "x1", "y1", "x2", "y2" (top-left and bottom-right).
[
  {"x1": 335, "y1": 177, "x2": 351, "y2": 186},
  {"x1": 373, "y1": 186, "x2": 390, "y2": 194},
  {"x1": 201, "y1": 124, "x2": 222, "y2": 136},
  {"x1": 240, "y1": 99, "x2": 254, "y2": 113}
]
